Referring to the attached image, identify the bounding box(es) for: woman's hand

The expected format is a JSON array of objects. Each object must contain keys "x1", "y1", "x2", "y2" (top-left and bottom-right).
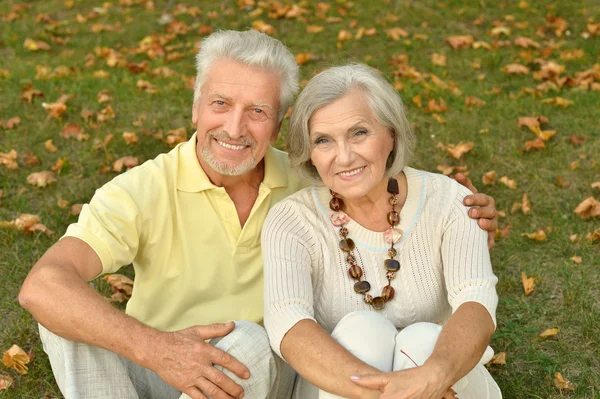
[
  {"x1": 453, "y1": 173, "x2": 498, "y2": 249},
  {"x1": 350, "y1": 364, "x2": 456, "y2": 399}
]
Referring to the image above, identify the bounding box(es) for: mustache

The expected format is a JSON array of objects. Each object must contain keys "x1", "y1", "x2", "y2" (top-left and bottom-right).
[{"x1": 208, "y1": 131, "x2": 256, "y2": 147}]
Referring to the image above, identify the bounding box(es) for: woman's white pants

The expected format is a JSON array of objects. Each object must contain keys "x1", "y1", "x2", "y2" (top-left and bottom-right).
[{"x1": 293, "y1": 311, "x2": 502, "y2": 399}]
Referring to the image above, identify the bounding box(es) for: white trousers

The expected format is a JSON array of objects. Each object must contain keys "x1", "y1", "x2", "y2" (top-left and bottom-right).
[
  {"x1": 293, "y1": 311, "x2": 501, "y2": 399},
  {"x1": 39, "y1": 321, "x2": 296, "y2": 399}
]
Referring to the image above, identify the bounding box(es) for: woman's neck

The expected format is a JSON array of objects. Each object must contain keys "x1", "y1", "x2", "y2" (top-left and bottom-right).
[{"x1": 341, "y1": 172, "x2": 407, "y2": 232}]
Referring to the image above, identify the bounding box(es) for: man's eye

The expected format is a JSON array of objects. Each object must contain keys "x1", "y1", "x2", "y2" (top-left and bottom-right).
[
  {"x1": 214, "y1": 100, "x2": 225, "y2": 106},
  {"x1": 253, "y1": 108, "x2": 264, "y2": 114}
]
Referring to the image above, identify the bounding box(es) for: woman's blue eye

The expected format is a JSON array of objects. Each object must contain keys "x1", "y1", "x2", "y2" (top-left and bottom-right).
[
  {"x1": 315, "y1": 137, "x2": 329, "y2": 145},
  {"x1": 355, "y1": 129, "x2": 367, "y2": 136}
]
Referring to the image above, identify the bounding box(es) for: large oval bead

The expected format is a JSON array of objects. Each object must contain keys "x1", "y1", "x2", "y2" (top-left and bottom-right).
[
  {"x1": 387, "y1": 211, "x2": 400, "y2": 226},
  {"x1": 384, "y1": 227, "x2": 403, "y2": 244},
  {"x1": 348, "y1": 265, "x2": 362, "y2": 279},
  {"x1": 387, "y1": 178, "x2": 399, "y2": 194},
  {"x1": 329, "y1": 196, "x2": 344, "y2": 212},
  {"x1": 372, "y1": 296, "x2": 385, "y2": 310},
  {"x1": 354, "y1": 280, "x2": 371, "y2": 293},
  {"x1": 382, "y1": 285, "x2": 395, "y2": 301},
  {"x1": 339, "y1": 238, "x2": 355, "y2": 252},
  {"x1": 384, "y1": 259, "x2": 400, "y2": 272},
  {"x1": 330, "y1": 212, "x2": 349, "y2": 226}
]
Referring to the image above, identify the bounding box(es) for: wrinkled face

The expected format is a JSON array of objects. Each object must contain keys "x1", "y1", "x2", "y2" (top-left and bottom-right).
[
  {"x1": 309, "y1": 91, "x2": 395, "y2": 199},
  {"x1": 192, "y1": 59, "x2": 282, "y2": 176}
]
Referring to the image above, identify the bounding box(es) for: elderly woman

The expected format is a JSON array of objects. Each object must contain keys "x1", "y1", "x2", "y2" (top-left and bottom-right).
[{"x1": 262, "y1": 63, "x2": 501, "y2": 399}]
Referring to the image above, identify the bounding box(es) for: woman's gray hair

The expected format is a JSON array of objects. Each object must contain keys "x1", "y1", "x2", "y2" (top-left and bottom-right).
[
  {"x1": 288, "y1": 63, "x2": 416, "y2": 184},
  {"x1": 193, "y1": 30, "x2": 299, "y2": 122}
]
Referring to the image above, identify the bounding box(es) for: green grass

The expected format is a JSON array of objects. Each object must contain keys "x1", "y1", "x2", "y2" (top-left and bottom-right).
[{"x1": 1, "y1": 0, "x2": 599, "y2": 397}]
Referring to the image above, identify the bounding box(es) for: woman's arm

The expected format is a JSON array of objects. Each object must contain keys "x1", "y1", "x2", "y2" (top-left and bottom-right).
[{"x1": 281, "y1": 320, "x2": 381, "y2": 399}]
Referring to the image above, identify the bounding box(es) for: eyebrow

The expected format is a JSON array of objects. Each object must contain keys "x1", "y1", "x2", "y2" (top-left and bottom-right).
[
  {"x1": 208, "y1": 93, "x2": 275, "y2": 110},
  {"x1": 310, "y1": 119, "x2": 369, "y2": 136}
]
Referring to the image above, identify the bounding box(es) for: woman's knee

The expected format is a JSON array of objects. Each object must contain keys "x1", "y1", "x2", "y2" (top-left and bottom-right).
[{"x1": 393, "y1": 322, "x2": 442, "y2": 370}]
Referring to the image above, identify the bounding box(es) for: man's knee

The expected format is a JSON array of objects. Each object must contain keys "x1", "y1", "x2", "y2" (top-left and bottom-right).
[{"x1": 213, "y1": 320, "x2": 271, "y2": 359}]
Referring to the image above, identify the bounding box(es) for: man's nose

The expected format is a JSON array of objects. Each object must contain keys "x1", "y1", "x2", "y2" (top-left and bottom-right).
[{"x1": 223, "y1": 108, "x2": 246, "y2": 139}]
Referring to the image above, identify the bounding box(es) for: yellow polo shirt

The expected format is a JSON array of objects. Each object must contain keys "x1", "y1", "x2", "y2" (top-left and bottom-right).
[{"x1": 63, "y1": 133, "x2": 304, "y2": 332}]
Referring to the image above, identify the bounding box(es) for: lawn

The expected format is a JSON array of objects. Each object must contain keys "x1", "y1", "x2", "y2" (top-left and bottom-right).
[{"x1": 1, "y1": 0, "x2": 599, "y2": 397}]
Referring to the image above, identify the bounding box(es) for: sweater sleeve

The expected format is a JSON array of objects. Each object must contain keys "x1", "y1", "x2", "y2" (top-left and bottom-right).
[
  {"x1": 261, "y1": 198, "x2": 318, "y2": 358},
  {"x1": 441, "y1": 183, "x2": 499, "y2": 328}
]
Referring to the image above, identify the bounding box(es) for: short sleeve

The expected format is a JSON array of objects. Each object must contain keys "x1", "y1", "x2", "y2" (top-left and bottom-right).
[
  {"x1": 261, "y1": 199, "x2": 318, "y2": 358},
  {"x1": 62, "y1": 182, "x2": 142, "y2": 277},
  {"x1": 441, "y1": 183, "x2": 499, "y2": 328}
]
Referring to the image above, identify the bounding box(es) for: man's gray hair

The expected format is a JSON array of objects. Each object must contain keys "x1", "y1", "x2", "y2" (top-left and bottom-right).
[
  {"x1": 288, "y1": 63, "x2": 416, "y2": 184},
  {"x1": 193, "y1": 30, "x2": 299, "y2": 122}
]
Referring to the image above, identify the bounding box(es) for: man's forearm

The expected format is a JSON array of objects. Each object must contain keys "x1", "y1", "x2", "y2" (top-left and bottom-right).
[{"x1": 19, "y1": 262, "x2": 159, "y2": 368}]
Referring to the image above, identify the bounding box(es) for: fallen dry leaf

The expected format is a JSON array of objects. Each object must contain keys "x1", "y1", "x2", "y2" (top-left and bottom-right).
[
  {"x1": 539, "y1": 328, "x2": 559, "y2": 338},
  {"x1": 514, "y1": 36, "x2": 540, "y2": 48},
  {"x1": 306, "y1": 25, "x2": 324, "y2": 33},
  {"x1": 586, "y1": 229, "x2": 600, "y2": 243},
  {"x1": 497, "y1": 224, "x2": 511, "y2": 239},
  {"x1": 295, "y1": 53, "x2": 314, "y2": 65},
  {"x1": 0, "y1": 150, "x2": 19, "y2": 170},
  {"x1": 337, "y1": 29, "x2": 353, "y2": 42},
  {"x1": 71, "y1": 204, "x2": 83, "y2": 216},
  {"x1": 103, "y1": 274, "x2": 134, "y2": 300},
  {"x1": 45, "y1": 139, "x2": 58, "y2": 153},
  {"x1": 522, "y1": 229, "x2": 547, "y2": 241},
  {"x1": 0, "y1": 374, "x2": 13, "y2": 391},
  {"x1": 488, "y1": 352, "x2": 506, "y2": 365},
  {"x1": 136, "y1": 80, "x2": 159, "y2": 94},
  {"x1": 42, "y1": 100, "x2": 67, "y2": 120},
  {"x1": 445, "y1": 35, "x2": 474, "y2": 49},
  {"x1": 499, "y1": 176, "x2": 517, "y2": 190},
  {"x1": 21, "y1": 84, "x2": 44, "y2": 104},
  {"x1": 445, "y1": 142, "x2": 474, "y2": 159},
  {"x1": 569, "y1": 134, "x2": 586, "y2": 145},
  {"x1": 57, "y1": 199, "x2": 69, "y2": 208},
  {"x1": 574, "y1": 197, "x2": 600, "y2": 219},
  {"x1": 123, "y1": 132, "x2": 138, "y2": 145},
  {"x1": 425, "y1": 98, "x2": 448, "y2": 113},
  {"x1": 97, "y1": 105, "x2": 115, "y2": 122},
  {"x1": 60, "y1": 123, "x2": 89, "y2": 141},
  {"x1": 436, "y1": 165, "x2": 468, "y2": 176},
  {"x1": 386, "y1": 27, "x2": 409, "y2": 41},
  {"x1": 24, "y1": 38, "x2": 51, "y2": 51},
  {"x1": 431, "y1": 53, "x2": 446, "y2": 67},
  {"x1": 571, "y1": 255, "x2": 582, "y2": 264},
  {"x1": 252, "y1": 20, "x2": 275, "y2": 35},
  {"x1": 482, "y1": 171, "x2": 497, "y2": 185},
  {"x1": 26, "y1": 171, "x2": 56, "y2": 188},
  {"x1": 541, "y1": 97, "x2": 573, "y2": 108},
  {"x1": 521, "y1": 272, "x2": 538, "y2": 295},
  {"x1": 554, "y1": 372, "x2": 577, "y2": 391},
  {"x1": 1, "y1": 345, "x2": 30, "y2": 375},
  {"x1": 591, "y1": 182, "x2": 600, "y2": 189},
  {"x1": 512, "y1": 193, "x2": 531, "y2": 214},
  {"x1": 503, "y1": 63, "x2": 530, "y2": 75},
  {"x1": 165, "y1": 127, "x2": 187, "y2": 146},
  {"x1": 465, "y1": 96, "x2": 486, "y2": 108},
  {"x1": 524, "y1": 138, "x2": 546, "y2": 151},
  {"x1": 97, "y1": 89, "x2": 112, "y2": 103},
  {"x1": 113, "y1": 156, "x2": 139, "y2": 173},
  {"x1": 2, "y1": 116, "x2": 21, "y2": 129}
]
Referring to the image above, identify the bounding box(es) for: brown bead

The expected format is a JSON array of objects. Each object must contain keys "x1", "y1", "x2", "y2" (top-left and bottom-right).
[
  {"x1": 339, "y1": 227, "x2": 349, "y2": 237},
  {"x1": 387, "y1": 211, "x2": 400, "y2": 226},
  {"x1": 348, "y1": 265, "x2": 362, "y2": 279},
  {"x1": 339, "y1": 238, "x2": 355, "y2": 252},
  {"x1": 329, "y1": 196, "x2": 344, "y2": 212},
  {"x1": 386, "y1": 271, "x2": 395, "y2": 280},
  {"x1": 387, "y1": 178, "x2": 399, "y2": 194},
  {"x1": 384, "y1": 259, "x2": 400, "y2": 272},
  {"x1": 354, "y1": 280, "x2": 371, "y2": 293},
  {"x1": 388, "y1": 248, "x2": 397, "y2": 258},
  {"x1": 372, "y1": 296, "x2": 385, "y2": 310},
  {"x1": 382, "y1": 285, "x2": 395, "y2": 301},
  {"x1": 389, "y1": 195, "x2": 399, "y2": 206},
  {"x1": 364, "y1": 294, "x2": 373, "y2": 304}
]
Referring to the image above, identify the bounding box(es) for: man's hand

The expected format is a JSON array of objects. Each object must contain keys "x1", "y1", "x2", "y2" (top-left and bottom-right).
[
  {"x1": 148, "y1": 321, "x2": 249, "y2": 399},
  {"x1": 453, "y1": 173, "x2": 498, "y2": 249},
  {"x1": 350, "y1": 365, "x2": 456, "y2": 399}
]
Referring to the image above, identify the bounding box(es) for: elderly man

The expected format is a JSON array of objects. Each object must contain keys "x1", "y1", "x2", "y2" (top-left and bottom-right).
[{"x1": 19, "y1": 30, "x2": 498, "y2": 399}]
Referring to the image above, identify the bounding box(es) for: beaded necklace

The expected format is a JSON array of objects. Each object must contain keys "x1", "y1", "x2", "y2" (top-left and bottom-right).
[{"x1": 329, "y1": 178, "x2": 403, "y2": 310}]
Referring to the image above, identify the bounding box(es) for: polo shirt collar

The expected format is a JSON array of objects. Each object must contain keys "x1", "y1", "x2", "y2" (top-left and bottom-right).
[{"x1": 177, "y1": 132, "x2": 289, "y2": 192}]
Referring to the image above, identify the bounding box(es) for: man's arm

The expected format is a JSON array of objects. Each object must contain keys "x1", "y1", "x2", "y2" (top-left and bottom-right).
[
  {"x1": 19, "y1": 237, "x2": 248, "y2": 399},
  {"x1": 454, "y1": 173, "x2": 498, "y2": 249}
]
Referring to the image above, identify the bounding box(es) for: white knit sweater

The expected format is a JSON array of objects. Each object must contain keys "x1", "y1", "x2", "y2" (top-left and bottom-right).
[{"x1": 261, "y1": 167, "x2": 499, "y2": 358}]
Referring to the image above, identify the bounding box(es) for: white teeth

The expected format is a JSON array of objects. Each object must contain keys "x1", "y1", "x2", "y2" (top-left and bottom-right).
[
  {"x1": 338, "y1": 167, "x2": 365, "y2": 177},
  {"x1": 217, "y1": 140, "x2": 246, "y2": 150}
]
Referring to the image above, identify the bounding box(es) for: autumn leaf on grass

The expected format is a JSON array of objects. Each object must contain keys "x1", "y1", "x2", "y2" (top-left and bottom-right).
[
  {"x1": 0, "y1": 374, "x2": 13, "y2": 391},
  {"x1": 445, "y1": 35, "x2": 473, "y2": 49},
  {"x1": 306, "y1": 25, "x2": 324, "y2": 33},
  {"x1": 569, "y1": 134, "x2": 586, "y2": 145},
  {"x1": 252, "y1": 20, "x2": 275, "y2": 35},
  {"x1": 97, "y1": 89, "x2": 112, "y2": 103},
  {"x1": 571, "y1": 255, "x2": 582, "y2": 264},
  {"x1": 26, "y1": 171, "x2": 56, "y2": 188},
  {"x1": 496, "y1": 225, "x2": 511, "y2": 239},
  {"x1": 60, "y1": 123, "x2": 89, "y2": 141},
  {"x1": 295, "y1": 53, "x2": 314, "y2": 65},
  {"x1": 436, "y1": 165, "x2": 467, "y2": 176},
  {"x1": 136, "y1": 80, "x2": 159, "y2": 94},
  {"x1": 113, "y1": 156, "x2": 139, "y2": 173},
  {"x1": 539, "y1": 328, "x2": 559, "y2": 338},
  {"x1": 337, "y1": 29, "x2": 353, "y2": 42},
  {"x1": 21, "y1": 84, "x2": 44, "y2": 104},
  {"x1": 71, "y1": 204, "x2": 83, "y2": 216},
  {"x1": 465, "y1": 96, "x2": 486, "y2": 108},
  {"x1": 592, "y1": 182, "x2": 600, "y2": 190},
  {"x1": 1, "y1": 345, "x2": 30, "y2": 374},
  {"x1": 165, "y1": 127, "x2": 188, "y2": 146},
  {"x1": 554, "y1": 373, "x2": 577, "y2": 391},
  {"x1": 574, "y1": 197, "x2": 600, "y2": 219},
  {"x1": 560, "y1": 49, "x2": 584, "y2": 61},
  {"x1": 386, "y1": 28, "x2": 409, "y2": 41},
  {"x1": 42, "y1": 95, "x2": 70, "y2": 120},
  {"x1": 123, "y1": 132, "x2": 139, "y2": 145},
  {"x1": 0, "y1": 150, "x2": 18, "y2": 170},
  {"x1": 541, "y1": 97, "x2": 573, "y2": 108},
  {"x1": 431, "y1": 53, "x2": 446, "y2": 67},
  {"x1": 97, "y1": 105, "x2": 115, "y2": 123},
  {"x1": 0, "y1": 214, "x2": 53, "y2": 236},
  {"x1": 524, "y1": 138, "x2": 546, "y2": 151},
  {"x1": 586, "y1": 229, "x2": 600, "y2": 243},
  {"x1": 45, "y1": 139, "x2": 58, "y2": 153},
  {"x1": 1, "y1": 117, "x2": 21, "y2": 129},
  {"x1": 499, "y1": 176, "x2": 517, "y2": 190},
  {"x1": 514, "y1": 36, "x2": 540, "y2": 48},
  {"x1": 521, "y1": 272, "x2": 538, "y2": 295},
  {"x1": 487, "y1": 352, "x2": 506, "y2": 366},
  {"x1": 482, "y1": 171, "x2": 497, "y2": 185},
  {"x1": 103, "y1": 274, "x2": 134, "y2": 302},
  {"x1": 443, "y1": 142, "x2": 474, "y2": 160},
  {"x1": 511, "y1": 193, "x2": 531, "y2": 214},
  {"x1": 425, "y1": 98, "x2": 448, "y2": 113},
  {"x1": 93, "y1": 134, "x2": 114, "y2": 151},
  {"x1": 24, "y1": 38, "x2": 51, "y2": 51},
  {"x1": 521, "y1": 229, "x2": 547, "y2": 241},
  {"x1": 502, "y1": 63, "x2": 530, "y2": 75}
]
